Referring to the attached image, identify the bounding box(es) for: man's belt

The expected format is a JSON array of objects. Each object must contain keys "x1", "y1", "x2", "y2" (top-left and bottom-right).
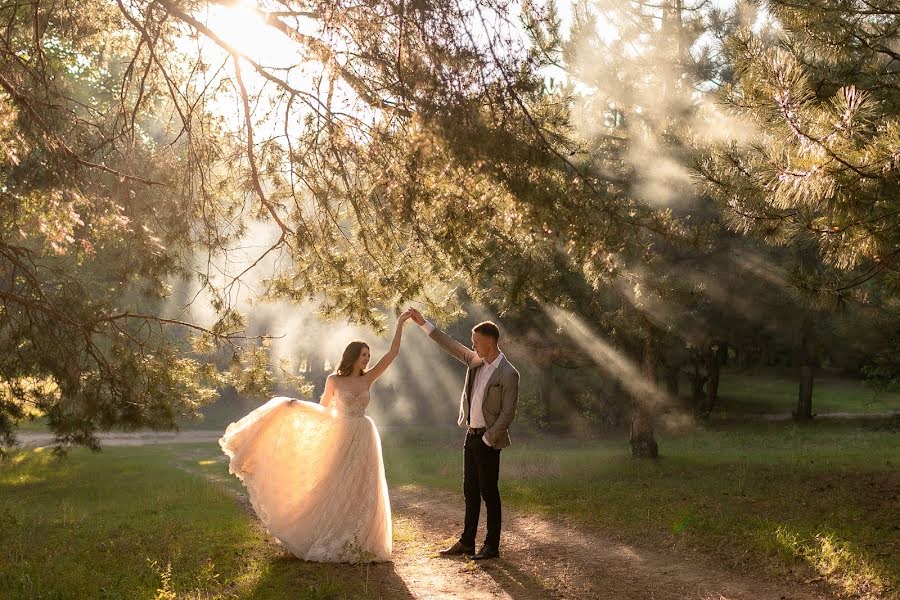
[{"x1": 467, "y1": 427, "x2": 486, "y2": 435}]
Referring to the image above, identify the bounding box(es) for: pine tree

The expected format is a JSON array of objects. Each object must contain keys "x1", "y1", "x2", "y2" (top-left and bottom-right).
[
  {"x1": 0, "y1": 0, "x2": 664, "y2": 448},
  {"x1": 697, "y1": 0, "x2": 900, "y2": 298}
]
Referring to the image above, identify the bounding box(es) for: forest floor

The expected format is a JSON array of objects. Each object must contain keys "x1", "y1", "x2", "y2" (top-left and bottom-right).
[
  {"x1": 170, "y1": 445, "x2": 844, "y2": 600},
  {"x1": 9, "y1": 428, "x2": 895, "y2": 599}
]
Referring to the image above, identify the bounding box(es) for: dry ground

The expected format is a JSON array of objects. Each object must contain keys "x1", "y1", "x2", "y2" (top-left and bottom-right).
[{"x1": 386, "y1": 485, "x2": 837, "y2": 600}]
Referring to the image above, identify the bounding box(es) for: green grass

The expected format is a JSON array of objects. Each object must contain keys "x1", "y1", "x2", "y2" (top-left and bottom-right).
[
  {"x1": 4, "y1": 421, "x2": 898, "y2": 599},
  {"x1": 713, "y1": 368, "x2": 900, "y2": 416},
  {"x1": 0, "y1": 445, "x2": 407, "y2": 599},
  {"x1": 382, "y1": 422, "x2": 900, "y2": 599}
]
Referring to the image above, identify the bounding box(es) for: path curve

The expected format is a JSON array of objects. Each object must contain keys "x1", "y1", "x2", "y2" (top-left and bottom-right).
[{"x1": 390, "y1": 485, "x2": 837, "y2": 600}]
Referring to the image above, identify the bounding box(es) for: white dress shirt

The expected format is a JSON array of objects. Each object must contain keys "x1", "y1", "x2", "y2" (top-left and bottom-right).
[
  {"x1": 419, "y1": 320, "x2": 503, "y2": 446},
  {"x1": 467, "y1": 351, "x2": 504, "y2": 429}
]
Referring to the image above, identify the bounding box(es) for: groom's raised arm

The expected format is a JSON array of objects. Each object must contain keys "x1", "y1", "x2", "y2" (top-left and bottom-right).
[{"x1": 410, "y1": 309, "x2": 482, "y2": 369}]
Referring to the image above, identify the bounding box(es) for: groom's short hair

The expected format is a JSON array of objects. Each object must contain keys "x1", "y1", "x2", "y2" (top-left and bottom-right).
[{"x1": 472, "y1": 321, "x2": 500, "y2": 342}]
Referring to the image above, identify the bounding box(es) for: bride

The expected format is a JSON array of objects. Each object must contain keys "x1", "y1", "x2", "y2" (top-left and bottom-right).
[{"x1": 219, "y1": 310, "x2": 412, "y2": 562}]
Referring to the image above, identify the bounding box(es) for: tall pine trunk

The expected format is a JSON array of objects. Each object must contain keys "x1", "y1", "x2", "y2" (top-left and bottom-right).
[
  {"x1": 539, "y1": 364, "x2": 554, "y2": 431},
  {"x1": 630, "y1": 337, "x2": 660, "y2": 459},
  {"x1": 795, "y1": 320, "x2": 815, "y2": 421},
  {"x1": 665, "y1": 364, "x2": 680, "y2": 399},
  {"x1": 307, "y1": 352, "x2": 325, "y2": 400},
  {"x1": 700, "y1": 343, "x2": 720, "y2": 417},
  {"x1": 689, "y1": 357, "x2": 706, "y2": 414}
]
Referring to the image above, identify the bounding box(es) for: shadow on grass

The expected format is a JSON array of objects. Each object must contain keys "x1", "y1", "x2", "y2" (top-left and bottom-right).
[{"x1": 240, "y1": 553, "x2": 416, "y2": 600}]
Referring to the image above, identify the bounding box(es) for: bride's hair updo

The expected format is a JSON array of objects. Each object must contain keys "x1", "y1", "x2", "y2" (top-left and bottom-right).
[{"x1": 336, "y1": 341, "x2": 369, "y2": 377}]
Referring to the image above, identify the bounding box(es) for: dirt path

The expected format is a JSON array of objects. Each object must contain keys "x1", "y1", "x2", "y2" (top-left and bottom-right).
[
  {"x1": 20, "y1": 433, "x2": 843, "y2": 599},
  {"x1": 17, "y1": 430, "x2": 223, "y2": 447},
  {"x1": 389, "y1": 485, "x2": 836, "y2": 600},
  {"x1": 172, "y1": 449, "x2": 837, "y2": 600}
]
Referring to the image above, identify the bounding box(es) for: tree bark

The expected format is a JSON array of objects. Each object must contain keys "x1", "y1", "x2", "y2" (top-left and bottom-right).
[
  {"x1": 717, "y1": 342, "x2": 729, "y2": 367},
  {"x1": 630, "y1": 337, "x2": 660, "y2": 459},
  {"x1": 688, "y1": 352, "x2": 707, "y2": 416},
  {"x1": 702, "y1": 342, "x2": 721, "y2": 417},
  {"x1": 795, "y1": 320, "x2": 815, "y2": 421}
]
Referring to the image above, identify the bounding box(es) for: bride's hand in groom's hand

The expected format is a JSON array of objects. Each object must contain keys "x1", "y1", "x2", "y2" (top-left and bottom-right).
[
  {"x1": 397, "y1": 309, "x2": 413, "y2": 325},
  {"x1": 407, "y1": 307, "x2": 425, "y2": 326}
]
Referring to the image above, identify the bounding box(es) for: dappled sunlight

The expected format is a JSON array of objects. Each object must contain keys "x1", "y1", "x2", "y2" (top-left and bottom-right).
[
  {"x1": 0, "y1": 447, "x2": 55, "y2": 487},
  {"x1": 2, "y1": 471, "x2": 49, "y2": 487},
  {"x1": 772, "y1": 525, "x2": 890, "y2": 598},
  {"x1": 729, "y1": 248, "x2": 791, "y2": 291},
  {"x1": 658, "y1": 410, "x2": 696, "y2": 434},
  {"x1": 543, "y1": 306, "x2": 671, "y2": 412},
  {"x1": 379, "y1": 332, "x2": 464, "y2": 425}
]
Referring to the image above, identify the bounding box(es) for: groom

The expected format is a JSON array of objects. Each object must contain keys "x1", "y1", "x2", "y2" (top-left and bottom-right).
[{"x1": 408, "y1": 308, "x2": 519, "y2": 560}]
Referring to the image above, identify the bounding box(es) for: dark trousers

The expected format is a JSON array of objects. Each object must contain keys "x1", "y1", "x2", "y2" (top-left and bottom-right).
[{"x1": 460, "y1": 431, "x2": 502, "y2": 548}]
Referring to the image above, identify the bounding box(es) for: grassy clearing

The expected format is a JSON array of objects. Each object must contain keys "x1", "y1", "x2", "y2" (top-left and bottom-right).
[
  {"x1": 0, "y1": 445, "x2": 412, "y2": 599},
  {"x1": 3, "y1": 419, "x2": 897, "y2": 599},
  {"x1": 381, "y1": 421, "x2": 900, "y2": 599},
  {"x1": 713, "y1": 369, "x2": 900, "y2": 416}
]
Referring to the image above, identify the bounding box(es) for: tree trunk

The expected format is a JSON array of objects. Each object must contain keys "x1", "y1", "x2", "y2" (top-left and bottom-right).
[
  {"x1": 539, "y1": 364, "x2": 554, "y2": 431},
  {"x1": 702, "y1": 342, "x2": 721, "y2": 417},
  {"x1": 689, "y1": 356, "x2": 706, "y2": 414},
  {"x1": 795, "y1": 321, "x2": 815, "y2": 421},
  {"x1": 630, "y1": 337, "x2": 660, "y2": 459},
  {"x1": 306, "y1": 352, "x2": 326, "y2": 400},
  {"x1": 665, "y1": 363, "x2": 680, "y2": 399},
  {"x1": 717, "y1": 342, "x2": 729, "y2": 367}
]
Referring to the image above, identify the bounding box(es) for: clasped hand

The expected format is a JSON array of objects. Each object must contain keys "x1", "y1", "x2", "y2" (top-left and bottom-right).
[{"x1": 397, "y1": 307, "x2": 424, "y2": 326}]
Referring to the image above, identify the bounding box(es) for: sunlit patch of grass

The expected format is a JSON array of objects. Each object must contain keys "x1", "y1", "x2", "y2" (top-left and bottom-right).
[{"x1": 773, "y1": 526, "x2": 891, "y2": 599}]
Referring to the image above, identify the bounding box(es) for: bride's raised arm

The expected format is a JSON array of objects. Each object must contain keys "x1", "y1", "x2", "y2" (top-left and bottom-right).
[{"x1": 365, "y1": 311, "x2": 411, "y2": 384}]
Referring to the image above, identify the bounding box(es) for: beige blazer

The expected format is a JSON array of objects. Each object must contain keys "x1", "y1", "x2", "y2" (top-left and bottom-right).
[{"x1": 428, "y1": 326, "x2": 519, "y2": 449}]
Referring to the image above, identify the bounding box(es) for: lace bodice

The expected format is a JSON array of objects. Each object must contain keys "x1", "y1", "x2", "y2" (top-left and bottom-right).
[{"x1": 331, "y1": 388, "x2": 371, "y2": 418}]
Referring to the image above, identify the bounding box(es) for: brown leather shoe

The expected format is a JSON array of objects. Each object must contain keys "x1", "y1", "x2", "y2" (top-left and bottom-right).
[{"x1": 439, "y1": 541, "x2": 475, "y2": 556}]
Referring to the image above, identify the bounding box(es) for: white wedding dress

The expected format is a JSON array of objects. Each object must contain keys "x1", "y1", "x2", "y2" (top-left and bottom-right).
[{"x1": 219, "y1": 387, "x2": 392, "y2": 562}]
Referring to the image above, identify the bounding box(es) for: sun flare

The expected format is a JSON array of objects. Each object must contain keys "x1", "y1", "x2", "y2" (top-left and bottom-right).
[{"x1": 204, "y1": 0, "x2": 298, "y2": 65}]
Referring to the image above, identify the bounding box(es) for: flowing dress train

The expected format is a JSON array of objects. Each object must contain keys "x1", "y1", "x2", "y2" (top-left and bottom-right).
[{"x1": 219, "y1": 389, "x2": 391, "y2": 562}]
